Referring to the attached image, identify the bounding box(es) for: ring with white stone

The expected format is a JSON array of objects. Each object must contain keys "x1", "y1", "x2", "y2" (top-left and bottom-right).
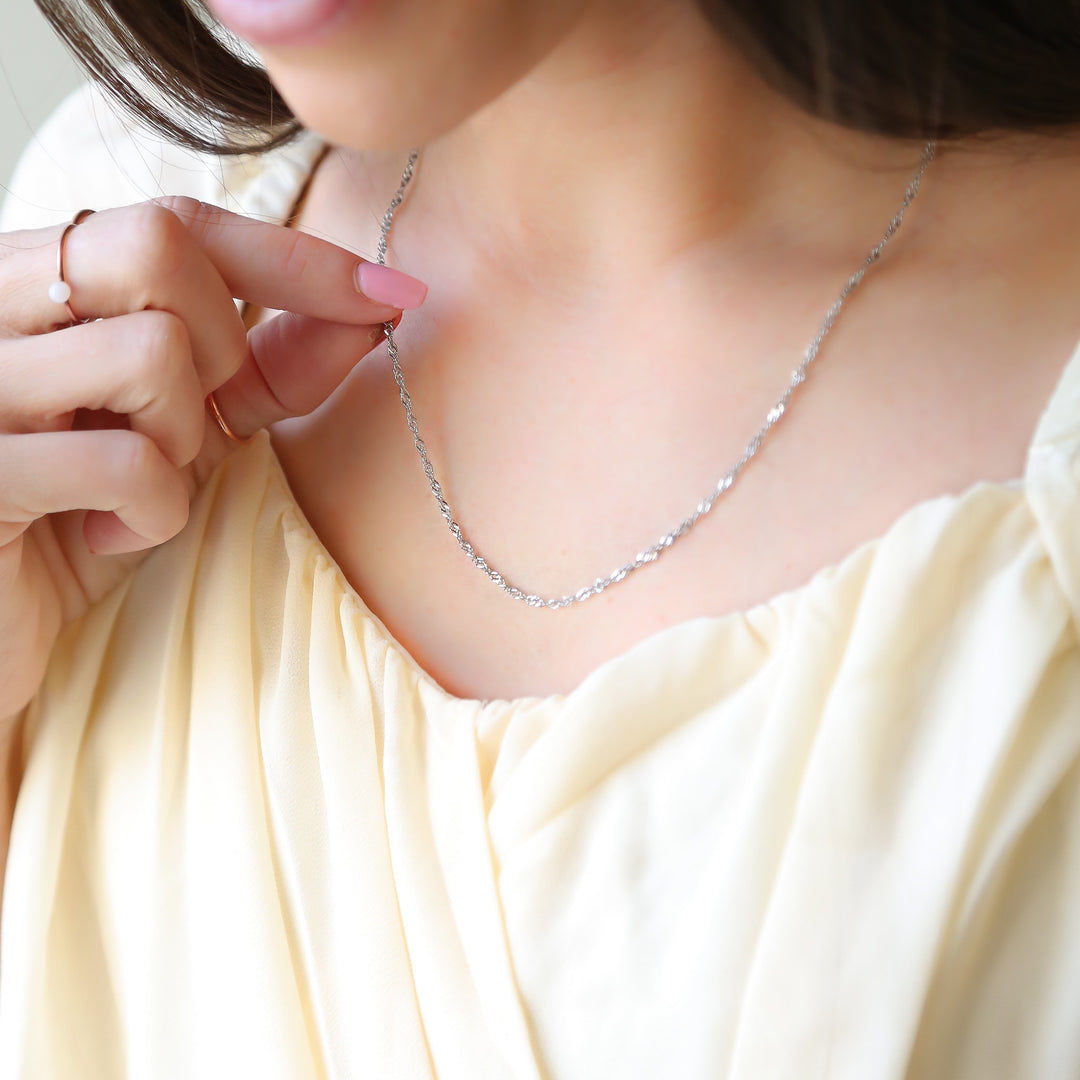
[{"x1": 51, "y1": 208, "x2": 96, "y2": 325}]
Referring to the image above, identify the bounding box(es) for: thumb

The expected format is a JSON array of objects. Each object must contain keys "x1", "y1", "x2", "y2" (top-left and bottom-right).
[{"x1": 207, "y1": 309, "x2": 403, "y2": 441}]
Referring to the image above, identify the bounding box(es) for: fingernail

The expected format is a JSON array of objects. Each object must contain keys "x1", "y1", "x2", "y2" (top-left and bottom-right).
[
  {"x1": 355, "y1": 262, "x2": 428, "y2": 309},
  {"x1": 368, "y1": 325, "x2": 387, "y2": 343}
]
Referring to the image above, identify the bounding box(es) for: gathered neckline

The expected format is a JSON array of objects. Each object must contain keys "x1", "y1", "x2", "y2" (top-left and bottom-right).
[{"x1": 260, "y1": 433, "x2": 1036, "y2": 711}]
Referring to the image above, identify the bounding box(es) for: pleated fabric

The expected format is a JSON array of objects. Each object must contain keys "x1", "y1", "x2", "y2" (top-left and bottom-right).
[{"x1": 1, "y1": 83, "x2": 1079, "y2": 1080}]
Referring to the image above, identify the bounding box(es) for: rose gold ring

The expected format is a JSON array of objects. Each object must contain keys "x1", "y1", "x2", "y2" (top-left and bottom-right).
[
  {"x1": 205, "y1": 390, "x2": 255, "y2": 445},
  {"x1": 50, "y1": 208, "x2": 96, "y2": 326}
]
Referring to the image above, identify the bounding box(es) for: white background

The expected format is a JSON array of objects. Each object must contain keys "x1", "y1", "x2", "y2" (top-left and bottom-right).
[{"x1": 0, "y1": 0, "x2": 85, "y2": 194}]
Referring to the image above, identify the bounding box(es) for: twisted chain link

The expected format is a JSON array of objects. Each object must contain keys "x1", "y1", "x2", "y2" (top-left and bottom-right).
[{"x1": 377, "y1": 141, "x2": 936, "y2": 609}]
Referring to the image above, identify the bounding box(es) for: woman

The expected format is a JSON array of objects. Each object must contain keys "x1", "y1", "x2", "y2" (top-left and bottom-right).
[{"x1": 0, "y1": 0, "x2": 1078, "y2": 1075}]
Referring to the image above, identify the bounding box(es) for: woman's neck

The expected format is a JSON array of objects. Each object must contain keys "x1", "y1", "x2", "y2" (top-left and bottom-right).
[
  {"x1": 348, "y1": 0, "x2": 1080, "y2": 309},
  {"x1": 405, "y1": 0, "x2": 935, "y2": 290}
]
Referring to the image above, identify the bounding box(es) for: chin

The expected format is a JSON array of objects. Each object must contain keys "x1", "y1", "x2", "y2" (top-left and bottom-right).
[
  {"x1": 245, "y1": 0, "x2": 582, "y2": 151},
  {"x1": 260, "y1": 53, "x2": 509, "y2": 151}
]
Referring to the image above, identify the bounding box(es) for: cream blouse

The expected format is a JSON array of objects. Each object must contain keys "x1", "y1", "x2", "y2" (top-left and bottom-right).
[{"x1": 1, "y1": 83, "x2": 1079, "y2": 1080}]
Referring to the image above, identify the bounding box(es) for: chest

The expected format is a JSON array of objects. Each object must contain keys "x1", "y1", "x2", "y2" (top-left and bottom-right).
[
  {"x1": 259, "y1": 151, "x2": 1080, "y2": 701},
  {"x1": 266, "y1": 292, "x2": 1070, "y2": 700}
]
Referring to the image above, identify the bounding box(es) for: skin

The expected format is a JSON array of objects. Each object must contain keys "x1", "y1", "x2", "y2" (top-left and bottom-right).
[
  {"x1": 234, "y1": 0, "x2": 1080, "y2": 700},
  {"x1": 3, "y1": 0, "x2": 1080, "y2": 883}
]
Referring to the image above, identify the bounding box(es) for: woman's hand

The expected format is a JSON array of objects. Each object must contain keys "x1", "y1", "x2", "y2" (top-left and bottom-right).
[{"x1": 0, "y1": 197, "x2": 426, "y2": 722}]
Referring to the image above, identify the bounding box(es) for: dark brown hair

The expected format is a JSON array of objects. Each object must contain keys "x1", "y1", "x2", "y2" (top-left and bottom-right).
[{"x1": 33, "y1": 0, "x2": 1080, "y2": 156}]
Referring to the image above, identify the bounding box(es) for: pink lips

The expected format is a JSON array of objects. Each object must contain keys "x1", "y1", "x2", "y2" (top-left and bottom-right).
[{"x1": 203, "y1": 0, "x2": 355, "y2": 47}]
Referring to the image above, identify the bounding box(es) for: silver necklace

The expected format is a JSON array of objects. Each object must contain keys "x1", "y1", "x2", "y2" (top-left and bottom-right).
[{"x1": 376, "y1": 140, "x2": 936, "y2": 610}]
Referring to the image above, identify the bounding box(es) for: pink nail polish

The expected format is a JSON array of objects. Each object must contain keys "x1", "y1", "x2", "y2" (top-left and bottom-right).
[{"x1": 355, "y1": 262, "x2": 428, "y2": 309}]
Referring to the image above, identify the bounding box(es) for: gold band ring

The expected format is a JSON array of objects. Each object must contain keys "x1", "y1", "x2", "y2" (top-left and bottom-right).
[
  {"x1": 205, "y1": 390, "x2": 255, "y2": 445},
  {"x1": 50, "y1": 208, "x2": 96, "y2": 326}
]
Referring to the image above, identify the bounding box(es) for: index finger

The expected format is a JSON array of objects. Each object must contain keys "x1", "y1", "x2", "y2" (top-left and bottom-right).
[{"x1": 152, "y1": 196, "x2": 428, "y2": 321}]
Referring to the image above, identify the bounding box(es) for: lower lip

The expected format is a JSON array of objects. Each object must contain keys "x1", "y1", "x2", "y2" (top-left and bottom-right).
[{"x1": 204, "y1": 0, "x2": 357, "y2": 47}]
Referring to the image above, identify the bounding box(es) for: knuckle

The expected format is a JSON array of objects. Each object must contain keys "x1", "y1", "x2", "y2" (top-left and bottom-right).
[
  {"x1": 209, "y1": 303, "x2": 249, "y2": 380},
  {"x1": 224, "y1": 317, "x2": 250, "y2": 378},
  {"x1": 132, "y1": 309, "x2": 191, "y2": 383},
  {"x1": 174, "y1": 418, "x2": 205, "y2": 470},
  {"x1": 169, "y1": 382, "x2": 208, "y2": 468},
  {"x1": 151, "y1": 196, "x2": 216, "y2": 241},
  {"x1": 120, "y1": 203, "x2": 189, "y2": 281},
  {"x1": 110, "y1": 431, "x2": 188, "y2": 539},
  {"x1": 155, "y1": 481, "x2": 191, "y2": 543},
  {"x1": 114, "y1": 428, "x2": 162, "y2": 486},
  {"x1": 151, "y1": 195, "x2": 203, "y2": 219},
  {"x1": 275, "y1": 229, "x2": 310, "y2": 282}
]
